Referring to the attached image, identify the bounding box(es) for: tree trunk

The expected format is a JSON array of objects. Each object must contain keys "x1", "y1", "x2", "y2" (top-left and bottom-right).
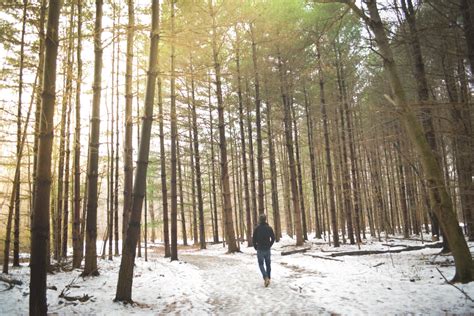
[
  {"x1": 209, "y1": 0, "x2": 238, "y2": 252},
  {"x1": 55, "y1": 9, "x2": 74, "y2": 260},
  {"x1": 460, "y1": 0, "x2": 474, "y2": 83},
  {"x1": 115, "y1": 0, "x2": 160, "y2": 302},
  {"x1": 291, "y1": 102, "x2": 308, "y2": 241},
  {"x1": 4, "y1": 61, "x2": 36, "y2": 273},
  {"x1": 150, "y1": 196, "x2": 156, "y2": 243},
  {"x1": 235, "y1": 26, "x2": 252, "y2": 246},
  {"x1": 169, "y1": 0, "x2": 178, "y2": 261},
  {"x1": 122, "y1": 0, "x2": 134, "y2": 248},
  {"x1": 177, "y1": 138, "x2": 187, "y2": 246},
  {"x1": 83, "y1": 0, "x2": 104, "y2": 277},
  {"x1": 109, "y1": 80, "x2": 115, "y2": 261},
  {"x1": 62, "y1": 46, "x2": 73, "y2": 259},
  {"x1": 209, "y1": 76, "x2": 219, "y2": 243},
  {"x1": 188, "y1": 111, "x2": 198, "y2": 245},
  {"x1": 245, "y1": 80, "x2": 258, "y2": 229},
  {"x1": 72, "y1": 0, "x2": 83, "y2": 269},
  {"x1": 316, "y1": 43, "x2": 339, "y2": 247},
  {"x1": 60, "y1": 1, "x2": 75, "y2": 260},
  {"x1": 30, "y1": 0, "x2": 61, "y2": 313},
  {"x1": 335, "y1": 78, "x2": 353, "y2": 244},
  {"x1": 158, "y1": 75, "x2": 170, "y2": 257},
  {"x1": 277, "y1": 55, "x2": 303, "y2": 246},
  {"x1": 400, "y1": 0, "x2": 441, "y2": 241},
  {"x1": 342, "y1": 64, "x2": 362, "y2": 243},
  {"x1": 303, "y1": 85, "x2": 321, "y2": 239},
  {"x1": 265, "y1": 86, "x2": 282, "y2": 241},
  {"x1": 349, "y1": 0, "x2": 474, "y2": 282},
  {"x1": 32, "y1": 0, "x2": 47, "y2": 231},
  {"x1": 12, "y1": 0, "x2": 28, "y2": 268},
  {"x1": 190, "y1": 56, "x2": 206, "y2": 250},
  {"x1": 114, "y1": 4, "x2": 121, "y2": 256},
  {"x1": 279, "y1": 133, "x2": 293, "y2": 237},
  {"x1": 108, "y1": 3, "x2": 117, "y2": 261},
  {"x1": 250, "y1": 24, "x2": 265, "y2": 219}
]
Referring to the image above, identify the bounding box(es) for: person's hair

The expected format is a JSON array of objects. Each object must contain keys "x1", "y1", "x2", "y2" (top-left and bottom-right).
[{"x1": 259, "y1": 213, "x2": 267, "y2": 224}]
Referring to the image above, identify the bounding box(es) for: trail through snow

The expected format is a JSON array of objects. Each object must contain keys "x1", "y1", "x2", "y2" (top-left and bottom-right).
[
  {"x1": 180, "y1": 252, "x2": 328, "y2": 314},
  {"x1": 1, "y1": 236, "x2": 474, "y2": 315}
]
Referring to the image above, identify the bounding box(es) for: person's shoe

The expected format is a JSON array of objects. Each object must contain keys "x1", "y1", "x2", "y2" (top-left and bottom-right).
[{"x1": 264, "y1": 277, "x2": 270, "y2": 287}]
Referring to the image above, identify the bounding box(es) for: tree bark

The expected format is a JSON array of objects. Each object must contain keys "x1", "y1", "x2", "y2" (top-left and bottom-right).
[
  {"x1": 291, "y1": 102, "x2": 308, "y2": 241},
  {"x1": 62, "y1": 34, "x2": 73, "y2": 259},
  {"x1": 341, "y1": 58, "x2": 362, "y2": 243},
  {"x1": 188, "y1": 110, "x2": 198, "y2": 245},
  {"x1": 169, "y1": 0, "x2": 178, "y2": 261},
  {"x1": 245, "y1": 80, "x2": 258, "y2": 229},
  {"x1": 177, "y1": 138, "x2": 187, "y2": 246},
  {"x1": 60, "y1": 2, "x2": 75, "y2": 260},
  {"x1": 303, "y1": 85, "x2": 322, "y2": 239},
  {"x1": 4, "y1": 55, "x2": 36, "y2": 274},
  {"x1": 250, "y1": 24, "x2": 265, "y2": 219},
  {"x1": 460, "y1": 0, "x2": 474, "y2": 83},
  {"x1": 348, "y1": 0, "x2": 474, "y2": 282},
  {"x1": 158, "y1": 75, "x2": 170, "y2": 257},
  {"x1": 122, "y1": 0, "x2": 134, "y2": 248},
  {"x1": 55, "y1": 7, "x2": 74, "y2": 259},
  {"x1": 235, "y1": 26, "x2": 252, "y2": 247},
  {"x1": 265, "y1": 85, "x2": 282, "y2": 241},
  {"x1": 400, "y1": 0, "x2": 441, "y2": 241},
  {"x1": 30, "y1": 0, "x2": 61, "y2": 313},
  {"x1": 72, "y1": 0, "x2": 83, "y2": 269},
  {"x1": 32, "y1": 0, "x2": 47, "y2": 231},
  {"x1": 12, "y1": 0, "x2": 28, "y2": 268},
  {"x1": 316, "y1": 43, "x2": 339, "y2": 247},
  {"x1": 209, "y1": 0, "x2": 238, "y2": 252},
  {"x1": 277, "y1": 54, "x2": 303, "y2": 246},
  {"x1": 115, "y1": 0, "x2": 160, "y2": 302},
  {"x1": 208, "y1": 75, "x2": 219, "y2": 243},
  {"x1": 114, "y1": 4, "x2": 121, "y2": 256},
  {"x1": 190, "y1": 56, "x2": 206, "y2": 250},
  {"x1": 83, "y1": 0, "x2": 104, "y2": 277}
]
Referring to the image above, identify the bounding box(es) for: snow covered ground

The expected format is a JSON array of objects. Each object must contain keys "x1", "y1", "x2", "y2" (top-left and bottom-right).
[{"x1": 1, "y1": 235, "x2": 474, "y2": 315}]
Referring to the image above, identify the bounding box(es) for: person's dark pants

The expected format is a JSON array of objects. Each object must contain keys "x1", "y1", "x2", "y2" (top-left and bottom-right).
[{"x1": 257, "y1": 249, "x2": 271, "y2": 279}]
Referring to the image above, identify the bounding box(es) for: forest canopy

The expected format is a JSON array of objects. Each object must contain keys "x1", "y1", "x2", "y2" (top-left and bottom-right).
[{"x1": 0, "y1": 0, "x2": 473, "y2": 313}]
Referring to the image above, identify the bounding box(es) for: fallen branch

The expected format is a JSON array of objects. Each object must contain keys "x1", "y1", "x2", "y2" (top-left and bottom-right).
[
  {"x1": 303, "y1": 253, "x2": 343, "y2": 262},
  {"x1": 388, "y1": 236, "x2": 427, "y2": 243},
  {"x1": 59, "y1": 292, "x2": 92, "y2": 302},
  {"x1": 321, "y1": 249, "x2": 344, "y2": 253},
  {"x1": 0, "y1": 274, "x2": 23, "y2": 291},
  {"x1": 329, "y1": 242, "x2": 443, "y2": 257},
  {"x1": 436, "y1": 268, "x2": 474, "y2": 302},
  {"x1": 382, "y1": 244, "x2": 409, "y2": 248},
  {"x1": 58, "y1": 276, "x2": 89, "y2": 302},
  {"x1": 281, "y1": 247, "x2": 311, "y2": 256}
]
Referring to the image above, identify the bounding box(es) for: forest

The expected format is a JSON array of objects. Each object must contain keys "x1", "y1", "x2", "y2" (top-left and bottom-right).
[{"x1": 0, "y1": 0, "x2": 474, "y2": 314}]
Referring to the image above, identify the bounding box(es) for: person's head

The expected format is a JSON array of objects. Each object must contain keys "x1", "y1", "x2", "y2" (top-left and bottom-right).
[{"x1": 259, "y1": 213, "x2": 267, "y2": 224}]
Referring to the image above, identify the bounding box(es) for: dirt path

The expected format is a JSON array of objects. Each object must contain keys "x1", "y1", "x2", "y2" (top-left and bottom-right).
[{"x1": 180, "y1": 252, "x2": 328, "y2": 314}]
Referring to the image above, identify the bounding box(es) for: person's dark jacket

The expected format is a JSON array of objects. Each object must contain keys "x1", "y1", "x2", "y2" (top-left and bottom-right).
[{"x1": 252, "y1": 223, "x2": 275, "y2": 251}]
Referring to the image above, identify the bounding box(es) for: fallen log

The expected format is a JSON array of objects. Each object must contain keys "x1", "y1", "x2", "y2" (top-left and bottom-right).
[
  {"x1": 382, "y1": 243, "x2": 409, "y2": 248},
  {"x1": 388, "y1": 237, "x2": 428, "y2": 243},
  {"x1": 303, "y1": 254, "x2": 344, "y2": 262},
  {"x1": 0, "y1": 274, "x2": 23, "y2": 291},
  {"x1": 59, "y1": 292, "x2": 92, "y2": 302},
  {"x1": 281, "y1": 247, "x2": 311, "y2": 256},
  {"x1": 329, "y1": 242, "x2": 443, "y2": 257}
]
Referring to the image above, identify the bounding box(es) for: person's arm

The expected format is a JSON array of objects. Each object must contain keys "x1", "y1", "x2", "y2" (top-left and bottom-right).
[
  {"x1": 269, "y1": 227, "x2": 275, "y2": 247},
  {"x1": 252, "y1": 228, "x2": 258, "y2": 250}
]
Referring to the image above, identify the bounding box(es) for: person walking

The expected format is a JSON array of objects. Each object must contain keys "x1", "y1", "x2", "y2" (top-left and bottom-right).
[{"x1": 252, "y1": 213, "x2": 275, "y2": 287}]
